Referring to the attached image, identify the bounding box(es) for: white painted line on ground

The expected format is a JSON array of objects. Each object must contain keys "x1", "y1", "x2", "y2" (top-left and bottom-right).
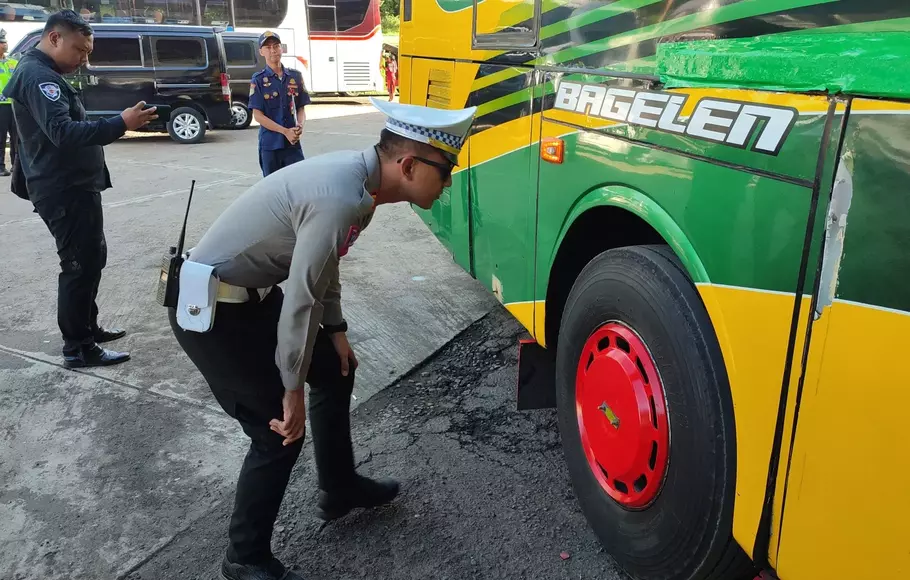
[
  {"x1": 0, "y1": 177, "x2": 251, "y2": 228},
  {"x1": 0, "y1": 342, "x2": 227, "y2": 415},
  {"x1": 120, "y1": 159, "x2": 259, "y2": 177},
  {"x1": 307, "y1": 130, "x2": 375, "y2": 137},
  {"x1": 104, "y1": 177, "x2": 249, "y2": 208}
]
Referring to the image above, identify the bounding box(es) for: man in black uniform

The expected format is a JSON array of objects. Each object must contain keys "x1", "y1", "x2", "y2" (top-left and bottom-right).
[{"x1": 4, "y1": 10, "x2": 157, "y2": 368}]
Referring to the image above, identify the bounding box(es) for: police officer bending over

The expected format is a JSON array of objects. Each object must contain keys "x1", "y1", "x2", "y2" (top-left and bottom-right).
[
  {"x1": 168, "y1": 97, "x2": 476, "y2": 580},
  {"x1": 4, "y1": 10, "x2": 157, "y2": 368},
  {"x1": 250, "y1": 30, "x2": 309, "y2": 177}
]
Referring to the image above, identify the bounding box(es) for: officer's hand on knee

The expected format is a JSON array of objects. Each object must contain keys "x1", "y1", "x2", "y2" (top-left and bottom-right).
[{"x1": 269, "y1": 388, "x2": 306, "y2": 446}]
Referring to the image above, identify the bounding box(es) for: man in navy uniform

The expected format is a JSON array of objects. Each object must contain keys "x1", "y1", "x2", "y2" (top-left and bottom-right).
[
  {"x1": 249, "y1": 30, "x2": 309, "y2": 177},
  {"x1": 168, "y1": 97, "x2": 476, "y2": 580}
]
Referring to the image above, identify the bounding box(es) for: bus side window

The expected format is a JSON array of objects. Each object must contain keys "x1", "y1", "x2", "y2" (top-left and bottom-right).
[
  {"x1": 233, "y1": 0, "x2": 289, "y2": 28},
  {"x1": 307, "y1": 4, "x2": 336, "y2": 34},
  {"x1": 473, "y1": 0, "x2": 540, "y2": 49}
]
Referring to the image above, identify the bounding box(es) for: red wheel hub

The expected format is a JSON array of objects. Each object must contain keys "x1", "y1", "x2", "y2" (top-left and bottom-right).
[{"x1": 575, "y1": 322, "x2": 670, "y2": 509}]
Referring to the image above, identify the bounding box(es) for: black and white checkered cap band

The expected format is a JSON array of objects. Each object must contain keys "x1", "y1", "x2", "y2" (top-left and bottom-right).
[{"x1": 387, "y1": 118, "x2": 463, "y2": 153}]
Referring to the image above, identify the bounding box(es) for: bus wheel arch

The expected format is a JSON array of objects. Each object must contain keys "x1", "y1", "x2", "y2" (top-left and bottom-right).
[{"x1": 543, "y1": 189, "x2": 709, "y2": 351}]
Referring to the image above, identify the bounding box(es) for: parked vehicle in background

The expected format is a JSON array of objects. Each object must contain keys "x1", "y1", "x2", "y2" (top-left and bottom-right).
[
  {"x1": 0, "y1": 0, "x2": 384, "y2": 96},
  {"x1": 11, "y1": 23, "x2": 233, "y2": 144},
  {"x1": 222, "y1": 31, "x2": 265, "y2": 130}
]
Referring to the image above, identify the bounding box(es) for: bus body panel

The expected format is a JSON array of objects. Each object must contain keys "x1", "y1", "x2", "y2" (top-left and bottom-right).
[
  {"x1": 408, "y1": 58, "x2": 476, "y2": 272},
  {"x1": 466, "y1": 64, "x2": 539, "y2": 328},
  {"x1": 775, "y1": 100, "x2": 910, "y2": 579},
  {"x1": 536, "y1": 95, "x2": 829, "y2": 552},
  {"x1": 401, "y1": 5, "x2": 910, "y2": 578}
]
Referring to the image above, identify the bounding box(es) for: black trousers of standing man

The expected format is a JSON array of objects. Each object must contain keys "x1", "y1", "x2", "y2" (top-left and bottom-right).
[
  {"x1": 0, "y1": 104, "x2": 16, "y2": 173},
  {"x1": 33, "y1": 191, "x2": 108, "y2": 354},
  {"x1": 168, "y1": 286, "x2": 357, "y2": 565}
]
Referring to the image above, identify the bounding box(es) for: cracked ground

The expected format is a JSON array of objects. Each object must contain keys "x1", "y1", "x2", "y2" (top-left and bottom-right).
[{"x1": 125, "y1": 305, "x2": 627, "y2": 580}]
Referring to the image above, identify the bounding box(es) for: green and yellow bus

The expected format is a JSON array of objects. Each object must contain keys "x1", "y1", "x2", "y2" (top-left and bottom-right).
[{"x1": 398, "y1": 1, "x2": 910, "y2": 579}]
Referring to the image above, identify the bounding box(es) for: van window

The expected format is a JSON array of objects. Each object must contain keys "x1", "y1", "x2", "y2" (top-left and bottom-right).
[
  {"x1": 225, "y1": 41, "x2": 257, "y2": 66},
  {"x1": 153, "y1": 37, "x2": 207, "y2": 68},
  {"x1": 89, "y1": 37, "x2": 143, "y2": 67},
  {"x1": 11, "y1": 33, "x2": 40, "y2": 58}
]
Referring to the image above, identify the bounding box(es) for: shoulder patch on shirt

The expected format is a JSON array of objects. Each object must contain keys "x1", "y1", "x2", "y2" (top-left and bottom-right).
[
  {"x1": 338, "y1": 225, "x2": 361, "y2": 257},
  {"x1": 38, "y1": 82, "x2": 61, "y2": 102},
  {"x1": 249, "y1": 82, "x2": 256, "y2": 95}
]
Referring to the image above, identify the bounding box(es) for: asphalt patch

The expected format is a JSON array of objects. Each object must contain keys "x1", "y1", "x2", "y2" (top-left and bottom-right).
[{"x1": 126, "y1": 306, "x2": 627, "y2": 580}]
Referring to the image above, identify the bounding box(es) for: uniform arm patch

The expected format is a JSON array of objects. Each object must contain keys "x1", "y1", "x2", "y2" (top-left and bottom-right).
[
  {"x1": 39, "y1": 82, "x2": 61, "y2": 102},
  {"x1": 248, "y1": 76, "x2": 265, "y2": 111}
]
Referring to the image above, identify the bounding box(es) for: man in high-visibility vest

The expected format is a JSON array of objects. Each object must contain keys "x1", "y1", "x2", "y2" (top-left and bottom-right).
[{"x1": 0, "y1": 28, "x2": 17, "y2": 177}]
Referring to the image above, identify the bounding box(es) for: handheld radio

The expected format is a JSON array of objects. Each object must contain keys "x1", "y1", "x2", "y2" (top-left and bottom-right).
[{"x1": 156, "y1": 180, "x2": 196, "y2": 308}]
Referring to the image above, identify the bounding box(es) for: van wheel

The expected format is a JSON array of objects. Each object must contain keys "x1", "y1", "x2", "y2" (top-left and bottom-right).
[
  {"x1": 167, "y1": 107, "x2": 206, "y2": 144},
  {"x1": 555, "y1": 245, "x2": 756, "y2": 580},
  {"x1": 230, "y1": 101, "x2": 252, "y2": 129}
]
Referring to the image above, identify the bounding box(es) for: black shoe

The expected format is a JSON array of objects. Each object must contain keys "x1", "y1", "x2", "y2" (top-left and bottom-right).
[
  {"x1": 63, "y1": 344, "x2": 130, "y2": 369},
  {"x1": 0, "y1": 168, "x2": 9, "y2": 177},
  {"x1": 221, "y1": 555, "x2": 304, "y2": 580},
  {"x1": 315, "y1": 475, "x2": 400, "y2": 521},
  {"x1": 94, "y1": 327, "x2": 126, "y2": 343}
]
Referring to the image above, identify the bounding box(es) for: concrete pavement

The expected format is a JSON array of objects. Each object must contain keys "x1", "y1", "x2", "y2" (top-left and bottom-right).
[{"x1": 0, "y1": 101, "x2": 498, "y2": 580}]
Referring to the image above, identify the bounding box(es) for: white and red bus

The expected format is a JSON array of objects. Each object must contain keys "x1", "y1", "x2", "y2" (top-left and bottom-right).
[{"x1": 0, "y1": 0, "x2": 384, "y2": 95}]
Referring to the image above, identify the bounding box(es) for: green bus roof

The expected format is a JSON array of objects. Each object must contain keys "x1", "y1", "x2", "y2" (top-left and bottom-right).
[{"x1": 657, "y1": 32, "x2": 910, "y2": 101}]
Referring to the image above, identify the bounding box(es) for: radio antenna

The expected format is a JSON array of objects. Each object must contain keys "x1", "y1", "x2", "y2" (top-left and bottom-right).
[{"x1": 175, "y1": 179, "x2": 196, "y2": 257}]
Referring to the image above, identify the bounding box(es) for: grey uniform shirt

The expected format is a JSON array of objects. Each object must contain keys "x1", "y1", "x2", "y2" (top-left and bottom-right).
[{"x1": 187, "y1": 146, "x2": 379, "y2": 391}]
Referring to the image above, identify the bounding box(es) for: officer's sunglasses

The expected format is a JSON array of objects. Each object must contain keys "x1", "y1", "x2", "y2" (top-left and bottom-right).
[{"x1": 400, "y1": 156, "x2": 454, "y2": 182}]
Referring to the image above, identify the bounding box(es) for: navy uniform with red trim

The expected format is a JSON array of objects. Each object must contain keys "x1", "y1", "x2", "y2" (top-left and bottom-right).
[{"x1": 248, "y1": 30, "x2": 311, "y2": 177}]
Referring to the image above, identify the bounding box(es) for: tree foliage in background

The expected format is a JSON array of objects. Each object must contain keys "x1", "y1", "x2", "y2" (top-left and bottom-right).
[{"x1": 381, "y1": 0, "x2": 399, "y2": 34}]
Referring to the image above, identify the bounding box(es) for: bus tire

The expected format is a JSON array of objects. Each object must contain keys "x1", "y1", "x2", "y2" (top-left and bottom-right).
[{"x1": 555, "y1": 245, "x2": 754, "y2": 580}]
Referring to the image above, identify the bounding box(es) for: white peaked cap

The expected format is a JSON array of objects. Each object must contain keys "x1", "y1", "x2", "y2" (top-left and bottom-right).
[{"x1": 370, "y1": 97, "x2": 477, "y2": 163}]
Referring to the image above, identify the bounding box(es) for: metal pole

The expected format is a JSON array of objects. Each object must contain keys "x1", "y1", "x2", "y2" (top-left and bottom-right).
[{"x1": 227, "y1": 0, "x2": 236, "y2": 28}]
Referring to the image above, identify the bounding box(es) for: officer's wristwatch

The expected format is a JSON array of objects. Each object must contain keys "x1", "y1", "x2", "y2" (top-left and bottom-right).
[{"x1": 323, "y1": 320, "x2": 348, "y2": 334}]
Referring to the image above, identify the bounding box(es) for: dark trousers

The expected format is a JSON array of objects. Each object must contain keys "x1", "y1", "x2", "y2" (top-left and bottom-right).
[
  {"x1": 34, "y1": 191, "x2": 107, "y2": 353},
  {"x1": 258, "y1": 146, "x2": 304, "y2": 177},
  {"x1": 168, "y1": 286, "x2": 356, "y2": 565},
  {"x1": 0, "y1": 105, "x2": 17, "y2": 171}
]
